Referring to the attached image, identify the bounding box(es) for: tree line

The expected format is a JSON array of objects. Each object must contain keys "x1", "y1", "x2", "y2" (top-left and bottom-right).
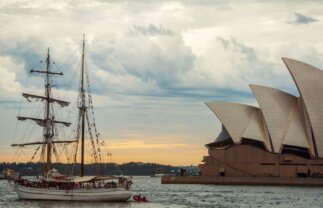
[{"x1": 0, "y1": 162, "x2": 177, "y2": 176}]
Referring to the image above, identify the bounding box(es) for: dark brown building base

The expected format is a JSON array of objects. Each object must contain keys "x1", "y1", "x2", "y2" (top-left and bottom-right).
[
  {"x1": 163, "y1": 144, "x2": 323, "y2": 186},
  {"x1": 161, "y1": 175, "x2": 323, "y2": 186},
  {"x1": 199, "y1": 144, "x2": 323, "y2": 178}
]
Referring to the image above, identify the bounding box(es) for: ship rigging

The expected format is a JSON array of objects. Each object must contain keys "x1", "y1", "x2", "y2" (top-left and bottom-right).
[{"x1": 9, "y1": 36, "x2": 132, "y2": 202}]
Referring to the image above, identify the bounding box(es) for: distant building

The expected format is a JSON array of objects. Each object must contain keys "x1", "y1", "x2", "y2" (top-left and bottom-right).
[{"x1": 199, "y1": 58, "x2": 323, "y2": 178}]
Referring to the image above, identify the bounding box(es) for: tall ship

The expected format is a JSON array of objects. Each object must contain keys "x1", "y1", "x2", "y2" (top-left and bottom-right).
[{"x1": 9, "y1": 36, "x2": 132, "y2": 201}]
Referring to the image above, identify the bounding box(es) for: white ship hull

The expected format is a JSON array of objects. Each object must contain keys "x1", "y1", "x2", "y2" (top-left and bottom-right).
[{"x1": 15, "y1": 185, "x2": 132, "y2": 201}]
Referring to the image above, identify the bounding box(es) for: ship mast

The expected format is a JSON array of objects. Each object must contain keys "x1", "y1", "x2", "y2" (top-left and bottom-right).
[
  {"x1": 45, "y1": 48, "x2": 52, "y2": 174},
  {"x1": 12, "y1": 48, "x2": 76, "y2": 176},
  {"x1": 80, "y1": 35, "x2": 86, "y2": 177},
  {"x1": 77, "y1": 35, "x2": 102, "y2": 176}
]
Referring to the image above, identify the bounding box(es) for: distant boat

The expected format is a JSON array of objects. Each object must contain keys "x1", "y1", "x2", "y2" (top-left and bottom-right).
[
  {"x1": 0, "y1": 171, "x2": 5, "y2": 179},
  {"x1": 150, "y1": 168, "x2": 175, "y2": 177},
  {"x1": 150, "y1": 173, "x2": 168, "y2": 177},
  {"x1": 9, "y1": 36, "x2": 132, "y2": 201}
]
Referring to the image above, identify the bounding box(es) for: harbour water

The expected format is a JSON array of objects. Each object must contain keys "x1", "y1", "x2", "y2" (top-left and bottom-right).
[{"x1": 1, "y1": 176, "x2": 323, "y2": 208}]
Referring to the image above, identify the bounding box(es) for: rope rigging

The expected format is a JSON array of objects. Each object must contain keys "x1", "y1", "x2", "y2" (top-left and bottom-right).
[
  {"x1": 85, "y1": 66, "x2": 103, "y2": 163},
  {"x1": 85, "y1": 111, "x2": 98, "y2": 164},
  {"x1": 12, "y1": 48, "x2": 75, "y2": 175},
  {"x1": 12, "y1": 40, "x2": 123, "y2": 177}
]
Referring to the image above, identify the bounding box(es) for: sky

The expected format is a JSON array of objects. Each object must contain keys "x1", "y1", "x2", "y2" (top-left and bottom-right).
[{"x1": 0, "y1": 0, "x2": 323, "y2": 166}]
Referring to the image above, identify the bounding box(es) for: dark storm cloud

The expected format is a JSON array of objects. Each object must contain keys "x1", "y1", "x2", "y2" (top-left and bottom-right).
[
  {"x1": 88, "y1": 30, "x2": 195, "y2": 96},
  {"x1": 0, "y1": 38, "x2": 44, "y2": 84},
  {"x1": 159, "y1": 85, "x2": 254, "y2": 102},
  {"x1": 0, "y1": 0, "x2": 320, "y2": 106},
  {"x1": 0, "y1": 38, "x2": 41, "y2": 65},
  {"x1": 0, "y1": 31, "x2": 294, "y2": 105},
  {"x1": 86, "y1": 32, "x2": 285, "y2": 102},
  {"x1": 288, "y1": 13, "x2": 318, "y2": 25},
  {"x1": 0, "y1": 48, "x2": 76, "y2": 89}
]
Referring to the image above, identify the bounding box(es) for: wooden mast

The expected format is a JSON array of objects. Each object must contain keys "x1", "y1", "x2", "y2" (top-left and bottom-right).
[
  {"x1": 45, "y1": 48, "x2": 52, "y2": 175},
  {"x1": 80, "y1": 35, "x2": 86, "y2": 177},
  {"x1": 13, "y1": 48, "x2": 74, "y2": 177}
]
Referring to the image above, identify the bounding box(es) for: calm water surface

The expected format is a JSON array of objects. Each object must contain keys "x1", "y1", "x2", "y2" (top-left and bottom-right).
[{"x1": 0, "y1": 176, "x2": 322, "y2": 208}]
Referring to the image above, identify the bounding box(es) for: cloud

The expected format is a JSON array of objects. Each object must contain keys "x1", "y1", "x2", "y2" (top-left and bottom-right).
[
  {"x1": 87, "y1": 27, "x2": 291, "y2": 103},
  {"x1": 0, "y1": 1, "x2": 320, "y2": 103},
  {"x1": 88, "y1": 28, "x2": 195, "y2": 97},
  {"x1": 0, "y1": 26, "x2": 300, "y2": 106},
  {"x1": 288, "y1": 13, "x2": 318, "y2": 25},
  {"x1": 181, "y1": 36, "x2": 297, "y2": 102},
  {"x1": 1, "y1": 0, "x2": 323, "y2": 165},
  {"x1": 0, "y1": 57, "x2": 22, "y2": 105},
  {"x1": 127, "y1": 24, "x2": 174, "y2": 36}
]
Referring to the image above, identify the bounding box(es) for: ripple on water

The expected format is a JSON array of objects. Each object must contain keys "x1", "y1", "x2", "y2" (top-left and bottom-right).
[{"x1": 1, "y1": 177, "x2": 323, "y2": 208}]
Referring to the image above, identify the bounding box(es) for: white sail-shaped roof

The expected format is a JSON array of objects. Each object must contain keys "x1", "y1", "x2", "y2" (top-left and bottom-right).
[
  {"x1": 250, "y1": 85, "x2": 312, "y2": 154},
  {"x1": 283, "y1": 58, "x2": 323, "y2": 157},
  {"x1": 298, "y1": 98, "x2": 314, "y2": 152},
  {"x1": 283, "y1": 100, "x2": 312, "y2": 151},
  {"x1": 206, "y1": 102, "x2": 270, "y2": 150}
]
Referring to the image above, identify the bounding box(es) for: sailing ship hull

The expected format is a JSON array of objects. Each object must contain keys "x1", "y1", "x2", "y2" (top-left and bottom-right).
[{"x1": 15, "y1": 185, "x2": 132, "y2": 201}]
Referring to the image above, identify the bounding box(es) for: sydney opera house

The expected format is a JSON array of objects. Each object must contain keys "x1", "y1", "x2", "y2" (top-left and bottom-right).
[{"x1": 198, "y1": 58, "x2": 323, "y2": 180}]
